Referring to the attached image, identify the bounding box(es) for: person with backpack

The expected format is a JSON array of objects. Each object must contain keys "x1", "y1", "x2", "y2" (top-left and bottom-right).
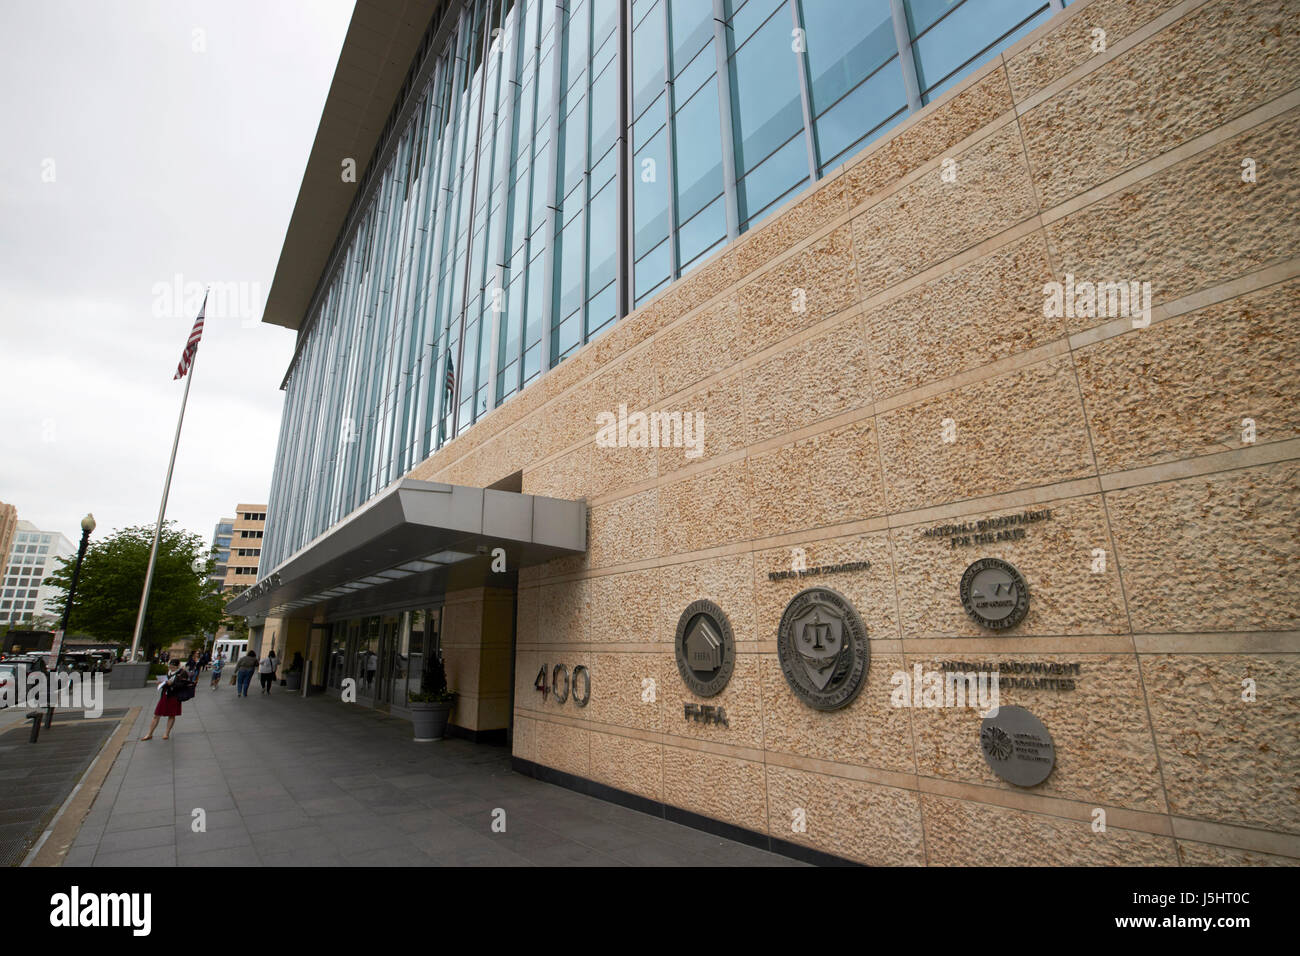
[
  {"x1": 141, "y1": 659, "x2": 192, "y2": 740},
  {"x1": 235, "y1": 650, "x2": 258, "y2": 697},
  {"x1": 258, "y1": 650, "x2": 278, "y2": 694}
]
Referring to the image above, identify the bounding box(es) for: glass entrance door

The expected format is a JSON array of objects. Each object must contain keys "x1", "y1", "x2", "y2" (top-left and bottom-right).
[{"x1": 375, "y1": 616, "x2": 401, "y2": 709}]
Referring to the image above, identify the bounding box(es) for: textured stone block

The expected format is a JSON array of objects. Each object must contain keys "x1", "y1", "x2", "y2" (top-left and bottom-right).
[
  {"x1": 588, "y1": 488, "x2": 660, "y2": 568},
  {"x1": 584, "y1": 651, "x2": 668, "y2": 734},
  {"x1": 585, "y1": 568, "x2": 660, "y2": 645},
  {"x1": 1176, "y1": 841, "x2": 1298, "y2": 866},
  {"x1": 1077, "y1": 280, "x2": 1300, "y2": 472},
  {"x1": 737, "y1": 224, "x2": 860, "y2": 357},
  {"x1": 853, "y1": 122, "x2": 1038, "y2": 298},
  {"x1": 760, "y1": 654, "x2": 916, "y2": 774},
  {"x1": 658, "y1": 459, "x2": 752, "y2": 556},
  {"x1": 863, "y1": 232, "x2": 1060, "y2": 400},
  {"x1": 1107, "y1": 464, "x2": 1300, "y2": 633},
  {"x1": 1143, "y1": 654, "x2": 1300, "y2": 833},
  {"x1": 658, "y1": 552, "x2": 757, "y2": 644},
  {"x1": 876, "y1": 354, "x2": 1093, "y2": 513},
  {"x1": 765, "y1": 764, "x2": 925, "y2": 865},
  {"x1": 662, "y1": 746, "x2": 767, "y2": 832},
  {"x1": 744, "y1": 313, "x2": 872, "y2": 445},
  {"x1": 1046, "y1": 109, "x2": 1300, "y2": 335},
  {"x1": 662, "y1": 653, "x2": 764, "y2": 750},
  {"x1": 908, "y1": 653, "x2": 1164, "y2": 811},
  {"x1": 590, "y1": 730, "x2": 664, "y2": 802},
  {"x1": 735, "y1": 175, "x2": 848, "y2": 280},
  {"x1": 1022, "y1": 0, "x2": 1300, "y2": 208},
  {"x1": 891, "y1": 495, "x2": 1128, "y2": 639},
  {"x1": 652, "y1": 296, "x2": 744, "y2": 400},
  {"x1": 655, "y1": 370, "x2": 745, "y2": 477},
  {"x1": 748, "y1": 418, "x2": 885, "y2": 539},
  {"x1": 920, "y1": 793, "x2": 1177, "y2": 866},
  {"x1": 534, "y1": 718, "x2": 591, "y2": 779}
]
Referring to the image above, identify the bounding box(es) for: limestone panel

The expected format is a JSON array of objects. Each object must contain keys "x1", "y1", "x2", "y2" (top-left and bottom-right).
[
  {"x1": 907, "y1": 653, "x2": 1165, "y2": 812},
  {"x1": 655, "y1": 370, "x2": 745, "y2": 477},
  {"x1": 748, "y1": 418, "x2": 885, "y2": 539},
  {"x1": 522, "y1": 444, "x2": 593, "y2": 500},
  {"x1": 735, "y1": 174, "x2": 848, "y2": 280},
  {"x1": 753, "y1": 530, "x2": 899, "y2": 645},
  {"x1": 658, "y1": 552, "x2": 757, "y2": 644},
  {"x1": 1106, "y1": 464, "x2": 1300, "y2": 633},
  {"x1": 765, "y1": 764, "x2": 926, "y2": 866},
  {"x1": 653, "y1": 296, "x2": 745, "y2": 400},
  {"x1": 658, "y1": 459, "x2": 752, "y2": 556},
  {"x1": 852, "y1": 122, "x2": 1038, "y2": 298},
  {"x1": 1004, "y1": 0, "x2": 1183, "y2": 103},
  {"x1": 590, "y1": 730, "x2": 664, "y2": 802},
  {"x1": 1077, "y1": 280, "x2": 1300, "y2": 472},
  {"x1": 863, "y1": 232, "x2": 1061, "y2": 400},
  {"x1": 1175, "y1": 841, "x2": 1298, "y2": 867},
  {"x1": 585, "y1": 568, "x2": 660, "y2": 644},
  {"x1": 589, "y1": 441, "x2": 657, "y2": 499},
  {"x1": 662, "y1": 653, "x2": 764, "y2": 751},
  {"x1": 661, "y1": 746, "x2": 767, "y2": 833},
  {"x1": 920, "y1": 794, "x2": 1177, "y2": 866},
  {"x1": 588, "y1": 488, "x2": 660, "y2": 569},
  {"x1": 842, "y1": 67, "x2": 1014, "y2": 211},
  {"x1": 1022, "y1": 0, "x2": 1300, "y2": 208},
  {"x1": 1143, "y1": 654, "x2": 1300, "y2": 834},
  {"x1": 744, "y1": 312, "x2": 872, "y2": 445},
  {"x1": 891, "y1": 495, "x2": 1127, "y2": 639},
  {"x1": 760, "y1": 654, "x2": 917, "y2": 775},
  {"x1": 534, "y1": 717, "x2": 591, "y2": 779},
  {"x1": 1045, "y1": 109, "x2": 1300, "y2": 335},
  {"x1": 876, "y1": 354, "x2": 1093, "y2": 513},
  {"x1": 512, "y1": 713, "x2": 537, "y2": 762},
  {"x1": 736, "y1": 223, "x2": 860, "y2": 358},
  {"x1": 583, "y1": 650, "x2": 668, "y2": 734}
]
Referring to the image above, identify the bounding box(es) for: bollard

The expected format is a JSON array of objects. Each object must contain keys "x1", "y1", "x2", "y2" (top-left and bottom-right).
[{"x1": 26, "y1": 711, "x2": 43, "y2": 743}]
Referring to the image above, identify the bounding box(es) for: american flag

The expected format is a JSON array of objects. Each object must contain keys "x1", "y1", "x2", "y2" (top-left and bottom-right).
[
  {"x1": 173, "y1": 292, "x2": 207, "y2": 380},
  {"x1": 444, "y1": 353, "x2": 456, "y2": 396}
]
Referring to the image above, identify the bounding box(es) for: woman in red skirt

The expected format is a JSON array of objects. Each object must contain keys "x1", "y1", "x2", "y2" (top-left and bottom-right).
[{"x1": 141, "y1": 659, "x2": 189, "y2": 740}]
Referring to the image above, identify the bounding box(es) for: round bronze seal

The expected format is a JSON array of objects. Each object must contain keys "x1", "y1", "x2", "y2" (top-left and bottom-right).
[
  {"x1": 776, "y1": 587, "x2": 869, "y2": 711},
  {"x1": 959, "y1": 557, "x2": 1029, "y2": 631},
  {"x1": 674, "y1": 600, "x2": 736, "y2": 698},
  {"x1": 979, "y1": 704, "x2": 1055, "y2": 787}
]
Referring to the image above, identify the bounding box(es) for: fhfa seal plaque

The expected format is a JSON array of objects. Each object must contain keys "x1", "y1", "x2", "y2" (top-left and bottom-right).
[
  {"x1": 979, "y1": 705, "x2": 1055, "y2": 787},
  {"x1": 776, "y1": 587, "x2": 869, "y2": 711},
  {"x1": 674, "y1": 600, "x2": 736, "y2": 698},
  {"x1": 960, "y1": 557, "x2": 1029, "y2": 631}
]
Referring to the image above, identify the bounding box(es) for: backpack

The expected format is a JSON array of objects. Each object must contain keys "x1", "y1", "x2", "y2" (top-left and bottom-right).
[{"x1": 173, "y1": 672, "x2": 196, "y2": 702}]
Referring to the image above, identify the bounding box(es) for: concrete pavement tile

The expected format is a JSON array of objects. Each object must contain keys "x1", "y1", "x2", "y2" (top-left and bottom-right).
[
  {"x1": 92, "y1": 845, "x2": 178, "y2": 867},
  {"x1": 96, "y1": 825, "x2": 175, "y2": 855}
]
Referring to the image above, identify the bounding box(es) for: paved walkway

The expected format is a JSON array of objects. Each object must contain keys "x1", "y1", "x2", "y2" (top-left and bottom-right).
[{"x1": 56, "y1": 677, "x2": 803, "y2": 867}]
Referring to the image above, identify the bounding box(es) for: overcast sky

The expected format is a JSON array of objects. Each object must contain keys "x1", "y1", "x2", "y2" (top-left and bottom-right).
[{"x1": 0, "y1": 0, "x2": 355, "y2": 549}]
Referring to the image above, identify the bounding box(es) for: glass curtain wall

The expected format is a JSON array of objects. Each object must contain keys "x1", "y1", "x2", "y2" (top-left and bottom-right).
[{"x1": 262, "y1": 0, "x2": 1069, "y2": 573}]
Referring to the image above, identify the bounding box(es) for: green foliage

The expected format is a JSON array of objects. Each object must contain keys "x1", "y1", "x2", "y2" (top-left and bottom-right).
[
  {"x1": 409, "y1": 654, "x2": 455, "y2": 703},
  {"x1": 42, "y1": 522, "x2": 223, "y2": 659},
  {"x1": 220, "y1": 585, "x2": 250, "y2": 642}
]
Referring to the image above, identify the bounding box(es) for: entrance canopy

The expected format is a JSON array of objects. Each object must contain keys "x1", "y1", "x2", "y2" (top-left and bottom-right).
[{"x1": 227, "y1": 479, "x2": 585, "y2": 623}]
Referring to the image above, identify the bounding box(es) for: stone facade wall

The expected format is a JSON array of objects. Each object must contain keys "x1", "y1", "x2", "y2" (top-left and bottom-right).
[{"x1": 410, "y1": 0, "x2": 1300, "y2": 864}]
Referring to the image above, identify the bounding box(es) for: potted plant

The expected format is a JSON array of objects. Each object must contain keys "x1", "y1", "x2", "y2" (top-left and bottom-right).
[{"x1": 408, "y1": 655, "x2": 455, "y2": 741}]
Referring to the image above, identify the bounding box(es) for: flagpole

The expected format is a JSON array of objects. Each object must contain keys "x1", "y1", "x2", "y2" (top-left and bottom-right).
[{"x1": 129, "y1": 290, "x2": 205, "y2": 661}]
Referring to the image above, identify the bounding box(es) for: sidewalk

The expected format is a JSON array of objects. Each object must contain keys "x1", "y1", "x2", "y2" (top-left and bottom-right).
[{"x1": 60, "y1": 676, "x2": 804, "y2": 867}]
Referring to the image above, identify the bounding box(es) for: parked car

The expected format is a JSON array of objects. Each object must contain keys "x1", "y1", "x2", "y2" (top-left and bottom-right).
[{"x1": 0, "y1": 655, "x2": 48, "y2": 709}]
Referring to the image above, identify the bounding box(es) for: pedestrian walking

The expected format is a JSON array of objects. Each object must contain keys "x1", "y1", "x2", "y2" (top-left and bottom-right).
[
  {"x1": 259, "y1": 650, "x2": 278, "y2": 694},
  {"x1": 235, "y1": 649, "x2": 258, "y2": 697},
  {"x1": 141, "y1": 659, "x2": 191, "y2": 741},
  {"x1": 210, "y1": 654, "x2": 226, "y2": 690}
]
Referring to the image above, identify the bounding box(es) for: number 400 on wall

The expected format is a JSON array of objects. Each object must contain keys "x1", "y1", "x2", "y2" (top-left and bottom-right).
[{"x1": 534, "y1": 663, "x2": 590, "y2": 706}]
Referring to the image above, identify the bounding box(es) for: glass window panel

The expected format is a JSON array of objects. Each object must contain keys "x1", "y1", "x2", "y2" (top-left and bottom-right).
[
  {"x1": 737, "y1": 130, "x2": 808, "y2": 226},
  {"x1": 523, "y1": 342, "x2": 542, "y2": 382},
  {"x1": 727, "y1": 0, "x2": 784, "y2": 48},
  {"x1": 920, "y1": 4, "x2": 1051, "y2": 102},
  {"x1": 586, "y1": 280, "x2": 617, "y2": 338},
  {"x1": 674, "y1": 41, "x2": 715, "y2": 102},
  {"x1": 669, "y1": 0, "x2": 714, "y2": 72},
  {"x1": 562, "y1": 94, "x2": 587, "y2": 191},
  {"x1": 587, "y1": 180, "x2": 618, "y2": 293},
  {"x1": 633, "y1": 1, "x2": 666, "y2": 117},
  {"x1": 672, "y1": 79, "x2": 724, "y2": 222},
  {"x1": 634, "y1": 125, "x2": 669, "y2": 258},
  {"x1": 912, "y1": 0, "x2": 1049, "y2": 95},
  {"x1": 677, "y1": 194, "x2": 726, "y2": 270},
  {"x1": 729, "y1": 11, "x2": 804, "y2": 176},
  {"x1": 593, "y1": 0, "x2": 619, "y2": 47},
  {"x1": 814, "y1": 60, "x2": 906, "y2": 170},
  {"x1": 557, "y1": 208, "x2": 585, "y2": 320},
  {"x1": 904, "y1": 0, "x2": 960, "y2": 37},
  {"x1": 590, "y1": 60, "x2": 620, "y2": 158},
  {"x1": 801, "y1": 0, "x2": 896, "y2": 115},
  {"x1": 591, "y1": 140, "x2": 617, "y2": 191},
  {"x1": 634, "y1": 238, "x2": 671, "y2": 303},
  {"x1": 565, "y1": 1, "x2": 590, "y2": 95},
  {"x1": 633, "y1": 92, "x2": 666, "y2": 152},
  {"x1": 555, "y1": 310, "x2": 582, "y2": 358}
]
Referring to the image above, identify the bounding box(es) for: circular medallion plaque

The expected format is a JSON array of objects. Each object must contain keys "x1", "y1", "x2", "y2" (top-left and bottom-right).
[
  {"x1": 674, "y1": 600, "x2": 736, "y2": 698},
  {"x1": 776, "y1": 587, "x2": 869, "y2": 711},
  {"x1": 960, "y1": 557, "x2": 1029, "y2": 631},
  {"x1": 979, "y1": 705, "x2": 1055, "y2": 787}
]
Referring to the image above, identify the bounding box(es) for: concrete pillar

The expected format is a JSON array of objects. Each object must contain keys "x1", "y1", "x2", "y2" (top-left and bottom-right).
[{"x1": 442, "y1": 586, "x2": 515, "y2": 742}]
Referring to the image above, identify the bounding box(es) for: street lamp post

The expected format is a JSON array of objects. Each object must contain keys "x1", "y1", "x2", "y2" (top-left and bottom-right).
[{"x1": 47, "y1": 513, "x2": 96, "y2": 729}]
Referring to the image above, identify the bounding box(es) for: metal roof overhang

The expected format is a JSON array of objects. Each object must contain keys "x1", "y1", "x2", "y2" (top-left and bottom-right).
[{"x1": 227, "y1": 480, "x2": 586, "y2": 623}]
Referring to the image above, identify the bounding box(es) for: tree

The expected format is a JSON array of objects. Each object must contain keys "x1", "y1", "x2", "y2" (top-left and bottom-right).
[
  {"x1": 42, "y1": 522, "x2": 224, "y2": 659},
  {"x1": 220, "y1": 585, "x2": 251, "y2": 644}
]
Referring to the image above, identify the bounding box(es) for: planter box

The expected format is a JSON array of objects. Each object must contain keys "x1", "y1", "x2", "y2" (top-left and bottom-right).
[
  {"x1": 409, "y1": 701, "x2": 453, "y2": 741},
  {"x1": 108, "y1": 662, "x2": 152, "y2": 689}
]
